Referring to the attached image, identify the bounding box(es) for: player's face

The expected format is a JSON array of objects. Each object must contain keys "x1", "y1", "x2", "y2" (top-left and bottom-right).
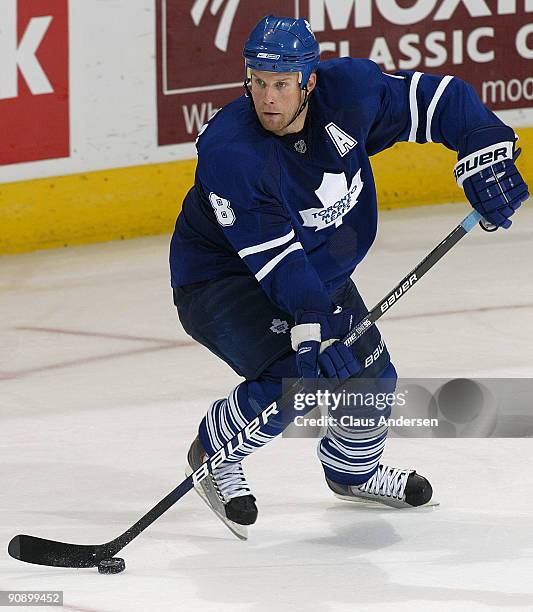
[{"x1": 249, "y1": 70, "x2": 315, "y2": 136}]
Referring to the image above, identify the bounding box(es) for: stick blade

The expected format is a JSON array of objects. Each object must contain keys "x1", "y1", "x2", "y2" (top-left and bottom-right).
[{"x1": 8, "y1": 535, "x2": 99, "y2": 568}]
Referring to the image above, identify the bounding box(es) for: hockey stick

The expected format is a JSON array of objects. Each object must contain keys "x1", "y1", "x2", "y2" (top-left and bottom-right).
[{"x1": 8, "y1": 209, "x2": 483, "y2": 568}]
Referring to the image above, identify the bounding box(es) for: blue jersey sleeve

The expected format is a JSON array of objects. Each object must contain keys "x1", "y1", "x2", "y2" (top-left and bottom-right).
[
  {"x1": 197, "y1": 138, "x2": 334, "y2": 317},
  {"x1": 362, "y1": 61, "x2": 509, "y2": 156}
]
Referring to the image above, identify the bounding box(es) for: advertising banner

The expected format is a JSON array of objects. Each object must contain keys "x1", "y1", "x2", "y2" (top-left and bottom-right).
[
  {"x1": 157, "y1": 0, "x2": 533, "y2": 146},
  {"x1": 0, "y1": 0, "x2": 69, "y2": 166}
]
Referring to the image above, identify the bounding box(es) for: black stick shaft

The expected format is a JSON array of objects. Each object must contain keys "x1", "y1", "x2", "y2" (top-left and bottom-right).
[{"x1": 343, "y1": 209, "x2": 481, "y2": 347}]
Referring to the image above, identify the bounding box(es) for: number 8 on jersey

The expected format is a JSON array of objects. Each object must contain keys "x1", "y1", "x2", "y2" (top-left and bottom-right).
[{"x1": 209, "y1": 192, "x2": 236, "y2": 227}]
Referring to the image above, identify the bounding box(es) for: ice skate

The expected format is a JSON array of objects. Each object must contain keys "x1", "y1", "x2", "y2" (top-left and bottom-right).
[
  {"x1": 326, "y1": 464, "x2": 438, "y2": 509},
  {"x1": 186, "y1": 436, "x2": 258, "y2": 540}
]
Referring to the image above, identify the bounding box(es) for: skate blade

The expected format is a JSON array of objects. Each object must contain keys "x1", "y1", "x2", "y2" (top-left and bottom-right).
[
  {"x1": 185, "y1": 466, "x2": 248, "y2": 541},
  {"x1": 332, "y1": 492, "x2": 440, "y2": 509}
]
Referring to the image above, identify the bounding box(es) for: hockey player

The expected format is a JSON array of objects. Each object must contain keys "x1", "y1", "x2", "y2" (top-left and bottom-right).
[{"x1": 170, "y1": 16, "x2": 529, "y2": 538}]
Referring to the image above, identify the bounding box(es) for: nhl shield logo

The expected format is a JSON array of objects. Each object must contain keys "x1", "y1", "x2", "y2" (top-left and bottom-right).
[
  {"x1": 294, "y1": 139, "x2": 307, "y2": 154},
  {"x1": 270, "y1": 319, "x2": 289, "y2": 334}
]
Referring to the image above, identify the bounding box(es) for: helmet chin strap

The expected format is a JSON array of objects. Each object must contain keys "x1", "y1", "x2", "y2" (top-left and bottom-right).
[
  {"x1": 244, "y1": 79, "x2": 311, "y2": 134},
  {"x1": 283, "y1": 87, "x2": 310, "y2": 132}
]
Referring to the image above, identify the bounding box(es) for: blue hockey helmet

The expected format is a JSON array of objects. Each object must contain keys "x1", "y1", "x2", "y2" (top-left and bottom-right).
[{"x1": 243, "y1": 15, "x2": 320, "y2": 89}]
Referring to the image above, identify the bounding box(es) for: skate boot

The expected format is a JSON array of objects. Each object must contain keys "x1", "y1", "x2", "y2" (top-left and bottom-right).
[
  {"x1": 326, "y1": 464, "x2": 436, "y2": 509},
  {"x1": 186, "y1": 436, "x2": 258, "y2": 540}
]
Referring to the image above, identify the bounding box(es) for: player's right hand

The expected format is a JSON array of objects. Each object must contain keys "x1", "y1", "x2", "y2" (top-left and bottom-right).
[{"x1": 291, "y1": 309, "x2": 361, "y2": 380}]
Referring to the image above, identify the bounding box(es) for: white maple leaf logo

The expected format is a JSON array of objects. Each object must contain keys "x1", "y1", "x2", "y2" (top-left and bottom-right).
[
  {"x1": 270, "y1": 319, "x2": 289, "y2": 334},
  {"x1": 300, "y1": 170, "x2": 364, "y2": 231}
]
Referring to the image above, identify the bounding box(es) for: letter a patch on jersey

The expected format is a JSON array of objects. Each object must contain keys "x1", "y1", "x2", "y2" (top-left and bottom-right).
[{"x1": 325, "y1": 122, "x2": 357, "y2": 157}]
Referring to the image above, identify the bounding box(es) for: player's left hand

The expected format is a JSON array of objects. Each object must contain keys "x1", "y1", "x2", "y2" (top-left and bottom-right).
[
  {"x1": 463, "y1": 150, "x2": 529, "y2": 229},
  {"x1": 455, "y1": 126, "x2": 529, "y2": 229}
]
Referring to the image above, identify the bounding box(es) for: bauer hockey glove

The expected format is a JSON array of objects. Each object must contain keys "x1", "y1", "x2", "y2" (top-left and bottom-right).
[
  {"x1": 455, "y1": 125, "x2": 529, "y2": 229},
  {"x1": 291, "y1": 308, "x2": 361, "y2": 380}
]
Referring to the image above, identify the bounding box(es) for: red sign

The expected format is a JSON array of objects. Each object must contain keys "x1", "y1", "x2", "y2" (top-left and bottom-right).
[
  {"x1": 0, "y1": 0, "x2": 69, "y2": 166},
  {"x1": 157, "y1": 0, "x2": 533, "y2": 146}
]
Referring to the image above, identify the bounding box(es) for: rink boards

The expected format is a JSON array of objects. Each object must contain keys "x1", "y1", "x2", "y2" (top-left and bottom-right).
[{"x1": 2, "y1": 128, "x2": 532, "y2": 255}]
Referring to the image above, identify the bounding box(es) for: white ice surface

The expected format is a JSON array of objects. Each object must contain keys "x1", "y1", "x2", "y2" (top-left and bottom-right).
[{"x1": 1, "y1": 203, "x2": 533, "y2": 612}]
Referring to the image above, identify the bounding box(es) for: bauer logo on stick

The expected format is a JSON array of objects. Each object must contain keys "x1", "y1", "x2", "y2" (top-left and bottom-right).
[
  {"x1": 381, "y1": 274, "x2": 418, "y2": 313},
  {"x1": 192, "y1": 402, "x2": 280, "y2": 487}
]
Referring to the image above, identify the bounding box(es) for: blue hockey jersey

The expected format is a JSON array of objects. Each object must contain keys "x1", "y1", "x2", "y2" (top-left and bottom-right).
[{"x1": 169, "y1": 58, "x2": 506, "y2": 318}]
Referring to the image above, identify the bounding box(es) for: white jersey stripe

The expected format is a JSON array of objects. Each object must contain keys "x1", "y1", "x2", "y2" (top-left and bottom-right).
[
  {"x1": 426, "y1": 76, "x2": 454, "y2": 143},
  {"x1": 255, "y1": 242, "x2": 303, "y2": 282},
  {"x1": 238, "y1": 229, "x2": 295, "y2": 258},
  {"x1": 408, "y1": 72, "x2": 423, "y2": 143}
]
